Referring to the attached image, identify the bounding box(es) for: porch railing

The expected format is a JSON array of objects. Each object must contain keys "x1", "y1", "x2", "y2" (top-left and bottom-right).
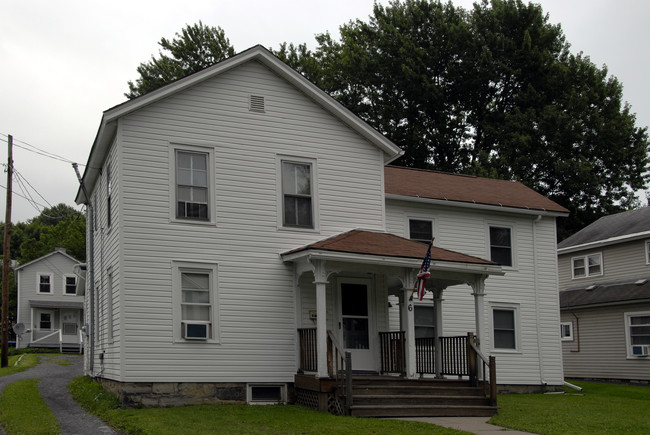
[
  {"x1": 467, "y1": 332, "x2": 497, "y2": 406},
  {"x1": 379, "y1": 331, "x2": 405, "y2": 374},
  {"x1": 298, "y1": 328, "x2": 317, "y2": 372},
  {"x1": 415, "y1": 337, "x2": 436, "y2": 374},
  {"x1": 440, "y1": 335, "x2": 469, "y2": 376}
]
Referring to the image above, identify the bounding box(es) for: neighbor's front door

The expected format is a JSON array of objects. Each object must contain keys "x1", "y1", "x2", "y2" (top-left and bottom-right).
[
  {"x1": 338, "y1": 278, "x2": 376, "y2": 372},
  {"x1": 61, "y1": 309, "x2": 79, "y2": 342}
]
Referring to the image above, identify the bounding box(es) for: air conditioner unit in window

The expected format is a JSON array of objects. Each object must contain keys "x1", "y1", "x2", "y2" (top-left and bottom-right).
[
  {"x1": 632, "y1": 345, "x2": 650, "y2": 356},
  {"x1": 182, "y1": 322, "x2": 209, "y2": 340}
]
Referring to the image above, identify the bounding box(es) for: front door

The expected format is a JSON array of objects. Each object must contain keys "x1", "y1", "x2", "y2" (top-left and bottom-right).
[
  {"x1": 61, "y1": 309, "x2": 80, "y2": 342},
  {"x1": 338, "y1": 278, "x2": 376, "y2": 372}
]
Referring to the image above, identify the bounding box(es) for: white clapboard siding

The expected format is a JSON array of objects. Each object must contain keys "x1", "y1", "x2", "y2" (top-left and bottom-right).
[
  {"x1": 561, "y1": 305, "x2": 650, "y2": 381},
  {"x1": 100, "y1": 60, "x2": 388, "y2": 382},
  {"x1": 386, "y1": 199, "x2": 564, "y2": 385}
]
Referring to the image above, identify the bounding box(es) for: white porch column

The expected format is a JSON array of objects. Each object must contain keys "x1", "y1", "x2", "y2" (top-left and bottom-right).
[
  {"x1": 470, "y1": 276, "x2": 487, "y2": 347},
  {"x1": 400, "y1": 287, "x2": 417, "y2": 379},
  {"x1": 312, "y1": 260, "x2": 330, "y2": 378},
  {"x1": 433, "y1": 289, "x2": 443, "y2": 377}
]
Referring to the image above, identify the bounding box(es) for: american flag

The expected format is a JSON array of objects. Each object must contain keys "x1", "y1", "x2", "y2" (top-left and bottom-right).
[{"x1": 416, "y1": 241, "x2": 432, "y2": 301}]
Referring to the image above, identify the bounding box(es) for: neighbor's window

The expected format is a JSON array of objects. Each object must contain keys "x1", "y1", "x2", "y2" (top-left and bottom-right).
[
  {"x1": 176, "y1": 150, "x2": 209, "y2": 220},
  {"x1": 571, "y1": 253, "x2": 602, "y2": 279},
  {"x1": 626, "y1": 312, "x2": 650, "y2": 357},
  {"x1": 646, "y1": 241, "x2": 650, "y2": 264},
  {"x1": 489, "y1": 226, "x2": 513, "y2": 267},
  {"x1": 493, "y1": 308, "x2": 517, "y2": 350},
  {"x1": 414, "y1": 305, "x2": 435, "y2": 339},
  {"x1": 106, "y1": 164, "x2": 112, "y2": 227},
  {"x1": 64, "y1": 275, "x2": 77, "y2": 295},
  {"x1": 39, "y1": 312, "x2": 52, "y2": 330},
  {"x1": 560, "y1": 322, "x2": 574, "y2": 341},
  {"x1": 282, "y1": 161, "x2": 313, "y2": 228},
  {"x1": 38, "y1": 274, "x2": 52, "y2": 293},
  {"x1": 409, "y1": 219, "x2": 433, "y2": 243}
]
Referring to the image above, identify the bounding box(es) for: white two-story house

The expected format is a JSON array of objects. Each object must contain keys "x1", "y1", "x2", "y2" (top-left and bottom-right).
[{"x1": 75, "y1": 46, "x2": 568, "y2": 414}]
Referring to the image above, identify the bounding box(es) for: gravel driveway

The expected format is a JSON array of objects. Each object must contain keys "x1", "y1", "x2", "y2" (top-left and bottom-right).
[{"x1": 0, "y1": 354, "x2": 119, "y2": 435}]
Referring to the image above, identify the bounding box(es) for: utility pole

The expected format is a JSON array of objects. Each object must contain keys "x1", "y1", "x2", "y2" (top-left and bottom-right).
[{"x1": 1, "y1": 135, "x2": 13, "y2": 368}]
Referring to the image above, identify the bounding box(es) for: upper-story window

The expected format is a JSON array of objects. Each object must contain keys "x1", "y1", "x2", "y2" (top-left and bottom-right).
[
  {"x1": 106, "y1": 164, "x2": 112, "y2": 227},
  {"x1": 176, "y1": 150, "x2": 209, "y2": 221},
  {"x1": 489, "y1": 226, "x2": 512, "y2": 267},
  {"x1": 282, "y1": 161, "x2": 313, "y2": 228},
  {"x1": 646, "y1": 240, "x2": 650, "y2": 265},
  {"x1": 560, "y1": 321, "x2": 574, "y2": 341},
  {"x1": 409, "y1": 219, "x2": 433, "y2": 243},
  {"x1": 64, "y1": 275, "x2": 77, "y2": 295},
  {"x1": 571, "y1": 253, "x2": 602, "y2": 279},
  {"x1": 38, "y1": 274, "x2": 52, "y2": 293}
]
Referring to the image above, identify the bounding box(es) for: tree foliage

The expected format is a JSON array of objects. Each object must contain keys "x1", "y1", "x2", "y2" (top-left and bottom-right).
[
  {"x1": 126, "y1": 21, "x2": 236, "y2": 99},
  {"x1": 275, "y1": 0, "x2": 649, "y2": 239}
]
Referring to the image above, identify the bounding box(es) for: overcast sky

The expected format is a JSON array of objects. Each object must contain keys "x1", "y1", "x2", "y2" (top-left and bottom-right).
[{"x1": 1, "y1": 0, "x2": 649, "y2": 222}]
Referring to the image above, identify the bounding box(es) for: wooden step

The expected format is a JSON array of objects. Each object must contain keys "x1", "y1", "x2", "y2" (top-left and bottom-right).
[
  {"x1": 352, "y1": 394, "x2": 491, "y2": 407},
  {"x1": 352, "y1": 385, "x2": 484, "y2": 397},
  {"x1": 350, "y1": 404, "x2": 498, "y2": 418}
]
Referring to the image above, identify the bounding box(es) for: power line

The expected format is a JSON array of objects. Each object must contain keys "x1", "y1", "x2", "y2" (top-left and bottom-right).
[{"x1": 0, "y1": 133, "x2": 75, "y2": 164}]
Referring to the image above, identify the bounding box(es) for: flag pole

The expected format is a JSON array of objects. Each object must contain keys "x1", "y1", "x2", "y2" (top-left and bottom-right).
[{"x1": 411, "y1": 237, "x2": 435, "y2": 301}]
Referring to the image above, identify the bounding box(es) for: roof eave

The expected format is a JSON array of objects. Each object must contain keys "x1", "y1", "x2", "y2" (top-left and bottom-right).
[
  {"x1": 386, "y1": 194, "x2": 569, "y2": 217},
  {"x1": 561, "y1": 298, "x2": 650, "y2": 310},
  {"x1": 558, "y1": 230, "x2": 650, "y2": 254}
]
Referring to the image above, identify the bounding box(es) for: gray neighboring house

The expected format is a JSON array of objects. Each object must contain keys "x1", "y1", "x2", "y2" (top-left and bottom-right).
[
  {"x1": 14, "y1": 247, "x2": 84, "y2": 351},
  {"x1": 558, "y1": 207, "x2": 650, "y2": 382}
]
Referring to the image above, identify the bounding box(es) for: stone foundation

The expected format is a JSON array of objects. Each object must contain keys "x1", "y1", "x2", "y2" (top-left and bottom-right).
[
  {"x1": 496, "y1": 384, "x2": 564, "y2": 394},
  {"x1": 98, "y1": 378, "x2": 247, "y2": 407}
]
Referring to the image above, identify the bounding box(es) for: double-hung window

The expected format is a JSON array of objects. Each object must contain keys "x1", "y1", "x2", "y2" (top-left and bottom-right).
[
  {"x1": 38, "y1": 274, "x2": 52, "y2": 293},
  {"x1": 282, "y1": 161, "x2": 313, "y2": 228},
  {"x1": 64, "y1": 275, "x2": 77, "y2": 295},
  {"x1": 571, "y1": 253, "x2": 602, "y2": 279},
  {"x1": 176, "y1": 150, "x2": 209, "y2": 220},
  {"x1": 409, "y1": 219, "x2": 433, "y2": 243},
  {"x1": 560, "y1": 322, "x2": 574, "y2": 341},
  {"x1": 39, "y1": 312, "x2": 52, "y2": 330},
  {"x1": 645, "y1": 241, "x2": 650, "y2": 264},
  {"x1": 492, "y1": 307, "x2": 517, "y2": 350},
  {"x1": 414, "y1": 305, "x2": 435, "y2": 339},
  {"x1": 106, "y1": 164, "x2": 112, "y2": 227},
  {"x1": 173, "y1": 261, "x2": 218, "y2": 342},
  {"x1": 626, "y1": 312, "x2": 650, "y2": 357},
  {"x1": 489, "y1": 226, "x2": 512, "y2": 267}
]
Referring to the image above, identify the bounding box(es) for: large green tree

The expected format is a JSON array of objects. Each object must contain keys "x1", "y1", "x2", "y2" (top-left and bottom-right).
[
  {"x1": 126, "y1": 21, "x2": 236, "y2": 99},
  {"x1": 275, "y1": 0, "x2": 649, "y2": 239}
]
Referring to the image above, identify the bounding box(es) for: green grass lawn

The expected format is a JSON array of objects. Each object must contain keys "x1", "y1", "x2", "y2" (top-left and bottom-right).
[
  {"x1": 0, "y1": 353, "x2": 40, "y2": 377},
  {"x1": 0, "y1": 378, "x2": 60, "y2": 435},
  {"x1": 490, "y1": 381, "x2": 650, "y2": 434},
  {"x1": 69, "y1": 376, "x2": 466, "y2": 435}
]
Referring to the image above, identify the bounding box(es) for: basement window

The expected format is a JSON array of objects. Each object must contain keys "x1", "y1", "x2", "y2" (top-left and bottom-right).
[{"x1": 247, "y1": 384, "x2": 286, "y2": 404}]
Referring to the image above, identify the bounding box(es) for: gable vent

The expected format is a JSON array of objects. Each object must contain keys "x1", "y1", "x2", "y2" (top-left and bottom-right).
[{"x1": 249, "y1": 95, "x2": 265, "y2": 113}]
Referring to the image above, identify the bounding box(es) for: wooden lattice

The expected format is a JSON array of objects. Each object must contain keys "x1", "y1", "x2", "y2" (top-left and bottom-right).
[
  {"x1": 327, "y1": 393, "x2": 345, "y2": 415},
  {"x1": 295, "y1": 389, "x2": 318, "y2": 411}
]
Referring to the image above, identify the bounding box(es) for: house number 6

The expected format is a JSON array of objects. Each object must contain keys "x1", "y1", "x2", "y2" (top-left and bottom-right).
[{"x1": 408, "y1": 304, "x2": 413, "y2": 311}]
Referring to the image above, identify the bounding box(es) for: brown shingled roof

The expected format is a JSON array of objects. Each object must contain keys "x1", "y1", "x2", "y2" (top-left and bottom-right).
[
  {"x1": 283, "y1": 229, "x2": 494, "y2": 265},
  {"x1": 385, "y1": 166, "x2": 568, "y2": 214}
]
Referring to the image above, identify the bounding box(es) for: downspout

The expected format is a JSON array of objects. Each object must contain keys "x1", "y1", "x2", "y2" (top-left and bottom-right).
[
  {"x1": 73, "y1": 163, "x2": 95, "y2": 375},
  {"x1": 532, "y1": 215, "x2": 546, "y2": 385}
]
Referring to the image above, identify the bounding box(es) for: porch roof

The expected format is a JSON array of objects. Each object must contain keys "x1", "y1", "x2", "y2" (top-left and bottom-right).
[
  {"x1": 29, "y1": 300, "x2": 84, "y2": 309},
  {"x1": 281, "y1": 229, "x2": 501, "y2": 274}
]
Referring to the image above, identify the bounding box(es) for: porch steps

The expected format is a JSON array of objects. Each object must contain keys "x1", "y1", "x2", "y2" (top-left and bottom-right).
[{"x1": 347, "y1": 376, "x2": 497, "y2": 417}]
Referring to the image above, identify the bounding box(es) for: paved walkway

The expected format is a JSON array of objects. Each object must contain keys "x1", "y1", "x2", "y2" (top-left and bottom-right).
[
  {"x1": 0, "y1": 354, "x2": 118, "y2": 435},
  {"x1": 397, "y1": 416, "x2": 535, "y2": 434}
]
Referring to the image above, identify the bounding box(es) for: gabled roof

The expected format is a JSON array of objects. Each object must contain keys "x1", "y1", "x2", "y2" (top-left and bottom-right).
[
  {"x1": 558, "y1": 206, "x2": 650, "y2": 252},
  {"x1": 560, "y1": 277, "x2": 650, "y2": 309},
  {"x1": 384, "y1": 166, "x2": 568, "y2": 216},
  {"x1": 76, "y1": 45, "x2": 403, "y2": 204},
  {"x1": 282, "y1": 229, "x2": 497, "y2": 269},
  {"x1": 14, "y1": 248, "x2": 81, "y2": 271}
]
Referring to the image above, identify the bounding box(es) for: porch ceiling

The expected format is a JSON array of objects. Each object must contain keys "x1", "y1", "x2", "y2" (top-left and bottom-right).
[
  {"x1": 29, "y1": 300, "x2": 84, "y2": 309},
  {"x1": 281, "y1": 229, "x2": 503, "y2": 276}
]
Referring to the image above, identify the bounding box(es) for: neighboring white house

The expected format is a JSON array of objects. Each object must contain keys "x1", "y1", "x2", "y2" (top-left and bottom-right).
[
  {"x1": 75, "y1": 45, "x2": 569, "y2": 409},
  {"x1": 14, "y1": 247, "x2": 83, "y2": 351},
  {"x1": 558, "y1": 207, "x2": 650, "y2": 382}
]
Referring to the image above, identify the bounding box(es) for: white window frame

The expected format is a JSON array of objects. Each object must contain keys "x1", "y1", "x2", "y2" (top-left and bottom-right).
[
  {"x1": 487, "y1": 223, "x2": 515, "y2": 269},
  {"x1": 37, "y1": 273, "x2": 53, "y2": 294},
  {"x1": 172, "y1": 261, "x2": 219, "y2": 343},
  {"x1": 645, "y1": 240, "x2": 650, "y2": 265},
  {"x1": 414, "y1": 304, "x2": 435, "y2": 339},
  {"x1": 169, "y1": 143, "x2": 216, "y2": 225},
  {"x1": 408, "y1": 217, "x2": 434, "y2": 243},
  {"x1": 107, "y1": 268, "x2": 114, "y2": 343},
  {"x1": 624, "y1": 311, "x2": 650, "y2": 358},
  {"x1": 571, "y1": 253, "x2": 603, "y2": 279},
  {"x1": 560, "y1": 321, "x2": 574, "y2": 341},
  {"x1": 39, "y1": 310, "x2": 54, "y2": 331},
  {"x1": 247, "y1": 383, "x2": 287, "y2": 405},
  {"x1": 63, "y1": 274, "x2": 77, "y2": 295},
  {"x1": 106, "y1": 163, "x2": 112, "y2": 228},
  {"x1": 276, "y1": 155, "x2": 319, "y2": 232},
  {"x1": 490, "y1": 303, "x2": 520, "y2": 352}
]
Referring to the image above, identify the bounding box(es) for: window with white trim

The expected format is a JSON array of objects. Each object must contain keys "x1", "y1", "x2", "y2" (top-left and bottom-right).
[
  {"x1": 409, "y1": 219, "x2": 433, "y2": 243},
  {"x1": 280, "y1": 159, "x2": 315, "y2": 229},
  {"x1": 560, "y1": 321, "x2": 573, "y2": 341},
  {"x1": 492, "y1": 307, "x2": 517, "y2": 350},
  {"x1": 107, "y1": 269, "x2": 114, "y2": 342},
  {"x1": 645, "y1": 240, "x2": 650, "y2": 265},
  {"x1": 173, "y1": 262, "x2": 218, "y2": 342},
  {"x1": 39, "y1": 311, "x2": 53, "y2": 330},
  {"x1": 176, "y1": 150, "x2": 209, "y2": 220},
  {"x1": 626, "y1": 312, "x2": 650, "y2": 357},
  {"x1": 38, "y1": 274, "x2": 52, "y2": 293},
  {"x1": 414, "y1": 305, "x2": 435, "y2": 339},
  {"x1": 489, "y1": 226, "x2": 513, "y2": 267},
  {"x1": 64, "y1": 275, "x2": 77, "y2": 295},
  {"x1": 571, "y1": 253, "x2": 602, "y2": 279},
  {"x1": 106, "y1": 164, "x2": 112, "y2": 227}
]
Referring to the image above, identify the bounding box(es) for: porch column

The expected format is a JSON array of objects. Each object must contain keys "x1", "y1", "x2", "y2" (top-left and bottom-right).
[
  {"x1": 470, "y1": 276, "x2": 487, "y2": 347},
  {"x1": 312, "y1": 260, "x2": 329, "y2": 378},
  {"x1": 400, "y1": 287, "x2": 417, "y2": 379},
  {"x1": 433, "y1": 289, "x2": 443, "y2": 377}
]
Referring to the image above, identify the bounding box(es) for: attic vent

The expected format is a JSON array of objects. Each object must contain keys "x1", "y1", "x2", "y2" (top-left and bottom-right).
[{"x1": 249, "y1": 95, "x2": 265, "y2": 113}]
